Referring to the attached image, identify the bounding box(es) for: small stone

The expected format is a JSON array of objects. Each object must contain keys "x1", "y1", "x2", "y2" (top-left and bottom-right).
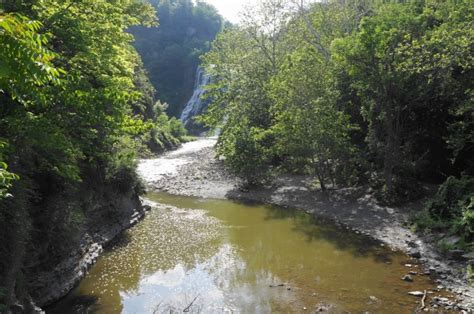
[
  {"x1": 287, "y1": 287, "x2": 291, "y2": 290},
  {"x1": 402, "y1": 275, "x2": 413, "y2": 282},
  {"x1": 409, "y1": 271, "x2": 417, "y2": 275},
  {"x1": 303, "y1": 307, "x2": 307, "y2": 310},
  {"x1": 407, "y1": 241, "x2": 417, "y2": 248},
  {"x1": 409, "y1": 249, "x2": 421, "y2": 258},
  {"x1": 369, "y1": 296, "x2": 379, "y2": 302},
  {"x1": 462, "y1": 252, "x2": 474, "y2": 260},
  {"x1": 408, "y1": 291, "x2": 424, "y2": 297},
  {"x1": 435, "y1": 297, "x2": 449, "y2": 303}
]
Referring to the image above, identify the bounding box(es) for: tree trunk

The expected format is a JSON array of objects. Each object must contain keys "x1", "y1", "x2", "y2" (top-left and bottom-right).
[
  {"x1": 384, "y1": 99, "x2": 402, "y2": 195},
  {"x1": 384, "y1": 116, "x2": 395, "y2": 194}
]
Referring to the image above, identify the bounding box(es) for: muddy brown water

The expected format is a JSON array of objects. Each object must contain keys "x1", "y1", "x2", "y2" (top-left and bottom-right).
[{"x1": 47, "y1": 192, "x2": 444, "y2": 313}]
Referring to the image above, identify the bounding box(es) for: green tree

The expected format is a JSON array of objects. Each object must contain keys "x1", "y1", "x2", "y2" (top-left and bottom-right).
[
  {"x1": 270, "y1": 46, "x2": 353, "y2": 190},
  {"x1": 201, "y1": 1, "x2": 293, "y2": 184},
  {"x1": 0, "y1": 1, "x2": 163, "y2": 310},
  {"x1": 333, "y1": 0, "x2": 473, "y2": 196},
  {"x1": 0, "y1": 13, "x2": 61, "y2": 199}
]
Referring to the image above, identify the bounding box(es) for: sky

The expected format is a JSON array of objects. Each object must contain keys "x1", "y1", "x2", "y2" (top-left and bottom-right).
[{"x1": 201, "y1": 0, "x2": 252, "y2": 24}]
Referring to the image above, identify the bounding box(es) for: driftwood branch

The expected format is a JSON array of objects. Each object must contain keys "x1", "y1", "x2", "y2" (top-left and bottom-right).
[
  {"x1": 183, "y1": 295, "x2": 199, "y2": 312},
  {"x1": 420, "y1": 290, "x2": 427, "y2": 310},
  {"x1": 152, "y1": 301, "x2": 163, "y2": 314}
]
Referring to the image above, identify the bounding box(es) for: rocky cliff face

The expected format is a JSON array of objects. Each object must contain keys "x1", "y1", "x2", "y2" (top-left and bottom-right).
[
  {"x1": 29, "y1": 193, "x2": 146, "y2": 308},
  {"x1": 2, "y1": 183, "x2": 150, "y2": 314}
]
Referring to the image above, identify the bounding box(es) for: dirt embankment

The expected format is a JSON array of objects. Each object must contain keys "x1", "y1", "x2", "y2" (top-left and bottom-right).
[{"x1": 141, "y1": 138, "x2": 474, "y2": 312}]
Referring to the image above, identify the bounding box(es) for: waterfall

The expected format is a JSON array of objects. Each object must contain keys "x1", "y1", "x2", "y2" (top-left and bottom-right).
[{"x1": 180, "y1": 67, "x2": 211, "y2": 128}]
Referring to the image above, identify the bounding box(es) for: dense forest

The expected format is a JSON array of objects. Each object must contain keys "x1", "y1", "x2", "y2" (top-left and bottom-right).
[
  {"x1": 131, "y1": 0, "x2": 224, "y2": 117},
  {"x1": 0, "y1": 0, "x2": 188, "y2": 311},
  {"x1": 0, "y1": 0, "x2": 473, "y2": 312},
  {"x1": 201, "y1": 0, "x2": 473, "y2": 248}
]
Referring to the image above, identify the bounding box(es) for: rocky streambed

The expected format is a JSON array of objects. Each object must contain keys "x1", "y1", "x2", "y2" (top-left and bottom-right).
[{"x1": 141, "y1": 137, "x2": 474, "y2": 312}]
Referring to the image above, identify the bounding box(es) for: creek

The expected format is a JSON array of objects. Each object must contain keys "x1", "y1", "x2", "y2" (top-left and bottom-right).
[{"x1": 47, "y1": 191, "x2": 441, "y2": 313}]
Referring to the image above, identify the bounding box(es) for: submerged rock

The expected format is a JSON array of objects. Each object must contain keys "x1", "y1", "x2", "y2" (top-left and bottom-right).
[{"x1": 402, "y1": 275, "x2": 413, "y2": 282}]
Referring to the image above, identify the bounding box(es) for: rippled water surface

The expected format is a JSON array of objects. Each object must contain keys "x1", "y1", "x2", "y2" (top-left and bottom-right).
[{"x1": 48, "y1": 192, "x2": 440, "y2": 313}]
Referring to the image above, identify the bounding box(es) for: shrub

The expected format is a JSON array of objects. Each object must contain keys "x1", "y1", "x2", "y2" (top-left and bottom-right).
[
  {"x1": 415, "y1": 176, "x2": 474, "y2": 247},
  {"x1": 169, "y1": 117, "x2": 187, "y2": 139},
  {"x1": 426, "y1": 176, "x2": 474, "y2": 221}
]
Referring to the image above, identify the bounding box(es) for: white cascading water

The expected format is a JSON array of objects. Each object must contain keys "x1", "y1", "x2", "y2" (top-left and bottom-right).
[{"x1": 180, "y1": 67, "x2": 211, "y2": 127}]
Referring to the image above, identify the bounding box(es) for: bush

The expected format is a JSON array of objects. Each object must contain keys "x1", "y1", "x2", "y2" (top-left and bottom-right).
[
  {"x1": 169, "y1": 117, "x2": 187, "y2": 139},
  {"x1": 217, "y1": 123, "x2": 273, "y2": 186},
  {"x1": 414, "y1": 176, "x2": 474, "y2": 246},
  {"x1": 105, "y1": 136, "x2": 140, "y2": 194},
  {"x1": 143, "y1": 114, "x2": 188, "y2": 154},
  {"x1": 426, "y1": 176, "x2": 474, "y2": 221}
]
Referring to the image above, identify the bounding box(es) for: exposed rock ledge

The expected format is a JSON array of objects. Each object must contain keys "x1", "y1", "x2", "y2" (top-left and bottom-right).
[{"x1": 29, "y1": 193, "x2": 150, "y2": 310}]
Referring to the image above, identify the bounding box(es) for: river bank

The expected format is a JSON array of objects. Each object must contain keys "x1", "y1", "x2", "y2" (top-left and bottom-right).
[
  {"x1": 140, "y1": 138, "x2": 474, "y2": 312},
  {"x1": 28, "y1": 193, "x2": 149, "y2": 313}
]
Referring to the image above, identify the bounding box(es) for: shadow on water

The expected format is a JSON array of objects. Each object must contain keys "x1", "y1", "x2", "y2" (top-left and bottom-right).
[
  {"x1": 264, "y1": 205, "x2": 396, "y2": 263},
  {"x1": 227, "y1": 196, "x2": 396, "y2": 264},
  {"x1": 46, "y1": 295, "x2": 101, "y2": 314},
  {"x1": 104, "y1": 231, "x2": 132, "y2": 250}
]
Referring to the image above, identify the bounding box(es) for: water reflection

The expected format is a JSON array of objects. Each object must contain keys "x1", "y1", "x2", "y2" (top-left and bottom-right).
[{"x1": 48, "y1": 192, "x2": 439, "y2": 313}]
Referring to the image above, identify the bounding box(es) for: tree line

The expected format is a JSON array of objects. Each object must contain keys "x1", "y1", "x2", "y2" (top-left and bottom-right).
[
  {"x1": 201, "y1": 0, "x2": 473, "y2": 244},
  {"x1": 0, "y1": 0, "x2": 187, "y2": 311}
]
